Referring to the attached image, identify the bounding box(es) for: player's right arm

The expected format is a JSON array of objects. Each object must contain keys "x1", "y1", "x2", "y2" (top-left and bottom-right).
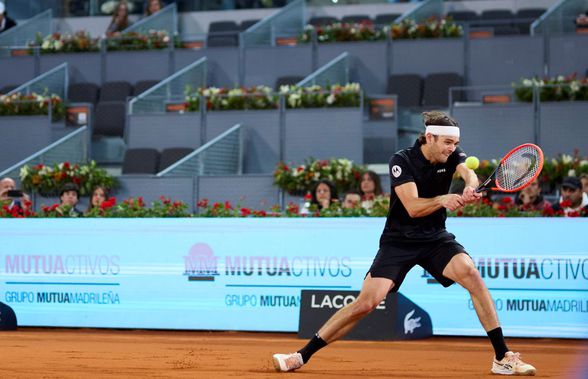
[{"x1": 395, "y1": 183, "x2": 465, "y2": 218}]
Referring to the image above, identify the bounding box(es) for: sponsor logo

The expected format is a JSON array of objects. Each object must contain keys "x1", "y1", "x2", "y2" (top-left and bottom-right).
[
  {"x1": 183, "y1": 243, "x2": 219, "y2": 281},
  {"x1": 391, "y1": 165, "x2": 402, "y2": 178},
  {"x1": 310, "y1": 294, "x2": 385, "y2": 310},
  {"x1": 3, "y1": 255, "x2": 119, "y2": 276},
  {"x1": 436, "y1": 168, "x2": 446, "y2": 173},
  {"x1": 404, "y1": 309, "x2": 421, "y2": 334}
]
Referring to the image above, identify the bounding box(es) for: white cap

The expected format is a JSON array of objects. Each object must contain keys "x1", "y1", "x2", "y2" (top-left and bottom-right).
[{"x1": 0, "y1": 2, "x2": 5, "y2": 15}]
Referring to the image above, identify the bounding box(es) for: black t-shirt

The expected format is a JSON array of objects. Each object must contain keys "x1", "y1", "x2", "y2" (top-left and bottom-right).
[{"x1": 380, "y1": 140, "x2": 466, "y2": 244}]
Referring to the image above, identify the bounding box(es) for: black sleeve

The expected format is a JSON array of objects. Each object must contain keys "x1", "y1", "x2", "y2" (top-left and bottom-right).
[
  {"x1": 388, "y1": 154, "x2": 414, "y2": 188},
  {"x1": 448, "y1": 146, "x2": 467, "y2": 171}
]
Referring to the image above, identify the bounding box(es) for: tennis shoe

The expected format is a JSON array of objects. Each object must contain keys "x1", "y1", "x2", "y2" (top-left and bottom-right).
[
  {"x1": 272, "y1": 352, "x2": 304, "y2": 372},
  {"x1": 491, "y1": 351, "x2": 536, "y2": 376}
]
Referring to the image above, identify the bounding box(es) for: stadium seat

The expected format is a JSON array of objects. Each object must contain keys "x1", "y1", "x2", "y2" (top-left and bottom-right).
[
  {"x1": 133, "y1": 80, "x2": 159, "y2": 96},
  {"x1": 0, "y1": 84, "x2": 18, "y2": 95},
  {"x1": 207, "y1": 21, "x2": 240, "y2": 47},
  {"x1": 341, "y1": 15, "x2": 372, "y2": 24},
  {"x1": 374, "y1": 13, "x2": 401, "y2": 26},
  {"x1": 240, "y1": 19, "x2": 260, "y2": 31},
  {"x1": 93, "y1": 101, "x2": 127, "y2": 137},
  {"x1": 308, "y1": 16, "x2": 339, "y2": 26},
  {"x1": 99, "y1": 81, "x2": 133, "y2": 102},
  {"x1": 479, "y1": 9, "x2": 517, "y2": 35},
  {"x1": 447, "y1": 11, "x2": 479, "y2": 22},
  {"x1": 422, "y1": 73, "x2": 463, "y2": 108},
  {"x1": 387, "y1": 74, "x2": 423, "y2": 108},
  {"x1": 515, "y1": 8, "x2": 546, "y2": 34},
  {"x1": 275, "y1": 76, "x2": 305, "y2": 90},
  {"x1": 159, "y1": 147, "x2": 195, "y2": 172},
  {"x1": 68, "y1": 82, "x2": 100, "y2": 104},
  {"x1": 122, "y1": 148, "x2": 160, "y2": 175}
]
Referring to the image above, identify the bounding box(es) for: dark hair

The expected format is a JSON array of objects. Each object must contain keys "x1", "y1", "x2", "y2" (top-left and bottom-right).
[
  {"x1": 110, "y1": 1, "x2": 130, "y2": 30},
  {"x1": 60, "y1": 183, "x2": 80, "y2": 198},
  {"x1": 360, "y1": 170, "x2": 383, "y2": 197},
  {"x1": 87, "y1": 185, "x2": 110, "y2": 212},
  {"x1": 145, "y1": 0, "x2": 162, "y2": 15},
  {"x1": 311, "y1": 179, "x2": 338, "y2": 209},
  {"x1": 418, "y1": 110, "x2": 459, "y2": 144}
]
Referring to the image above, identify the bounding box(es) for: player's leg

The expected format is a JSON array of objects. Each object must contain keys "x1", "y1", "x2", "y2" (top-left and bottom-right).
[
  {"x1": 442, "y1": 253, "x2": 536, "y2": 376},
  {"x1": 272, "y1": 273, "x2": 394, "y2": 372}
]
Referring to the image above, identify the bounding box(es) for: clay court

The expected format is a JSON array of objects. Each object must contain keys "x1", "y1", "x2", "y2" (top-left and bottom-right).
[{"x1": 0, "y1": 329, "x2": 586, "y2": 378}]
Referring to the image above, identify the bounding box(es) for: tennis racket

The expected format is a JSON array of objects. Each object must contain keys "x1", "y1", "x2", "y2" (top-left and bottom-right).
[{"x1": 476, "y1": 143, "x2": 544, "y2": 193}]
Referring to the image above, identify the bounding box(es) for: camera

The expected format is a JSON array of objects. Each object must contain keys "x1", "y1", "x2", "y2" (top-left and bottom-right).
[{"x1": 6, "y1": 190, "x2": 24, "y2": 198}]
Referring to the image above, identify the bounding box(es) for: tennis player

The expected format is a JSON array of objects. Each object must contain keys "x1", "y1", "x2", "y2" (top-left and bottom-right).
[{"x1": 273, "y1": 111, "x2": 536, "y2": 376}]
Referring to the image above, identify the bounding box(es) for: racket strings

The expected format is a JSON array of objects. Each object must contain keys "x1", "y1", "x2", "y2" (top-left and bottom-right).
[{"x1": 496, "y1": 146, "x2": 542, "y2": 191}]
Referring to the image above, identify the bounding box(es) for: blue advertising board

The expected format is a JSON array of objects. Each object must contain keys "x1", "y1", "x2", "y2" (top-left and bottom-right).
[{"x1": 0, "y1": 218, "x2": 586, "y2": 338}]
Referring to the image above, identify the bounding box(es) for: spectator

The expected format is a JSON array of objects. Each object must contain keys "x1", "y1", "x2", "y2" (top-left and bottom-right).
[
  {"x1": 0, "y1": 2, "x2": 17, "y2": 34},
  {"x1": 580, "y1": 174, "x2": 588, "y2": 196},
  {"x1": 342, "y1": 190, "x2": 361, "y2": 209},
  {"x1": 310, "y1": 179, "x2": 338, "y2": 210},
  {"x1": 106, "y1": 1, "x2": 131, "y2": 36},
  {"x1": 515, "y1": 178, "x2": 551, "y2": 211},
  {"x1": 575, "y1": 11, "x2": 588, "y2": 30},
  {"x1": 86, "y1": 185, "x2": 109, "y2": 213},
  {"x1": 359, "y1": 170, "x2": 383, "y2": 210},
  {"x1": 551, "y1": 176, "x2": 588, "y2": 216},
  {"x1": 0, "y1": 177, "x2": 31, "y2": 212},
  {"x1": 58, "y1": 183, "x2": 83, "y2": 217},
  {"x1": 144, "y1": 0, "x2": 162, "y2": 16}
]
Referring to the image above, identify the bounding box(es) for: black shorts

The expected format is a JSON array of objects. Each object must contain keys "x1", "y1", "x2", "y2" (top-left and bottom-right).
[{"x1": 367, "y1": 231, "x2": 467, "y2": 292}]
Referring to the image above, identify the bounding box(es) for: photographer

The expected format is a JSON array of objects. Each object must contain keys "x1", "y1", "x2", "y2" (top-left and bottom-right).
[{"x1": 0, "y1": 177, "x2": 31, "y2": 212}]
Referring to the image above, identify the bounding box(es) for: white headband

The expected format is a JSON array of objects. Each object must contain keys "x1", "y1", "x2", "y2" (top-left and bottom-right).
[{"x1": 425, "y1": 125, "x2": 460, "y2": 137}]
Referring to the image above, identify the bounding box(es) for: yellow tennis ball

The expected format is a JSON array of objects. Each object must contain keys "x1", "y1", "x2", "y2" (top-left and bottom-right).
[{"x1": 465, "y1": 156, "x2": 480, "y2": 170}]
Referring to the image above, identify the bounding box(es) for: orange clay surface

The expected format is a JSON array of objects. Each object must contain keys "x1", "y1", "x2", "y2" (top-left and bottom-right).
[{"x1": 0, "y1": 329, "x2": 586, "y2": 378}]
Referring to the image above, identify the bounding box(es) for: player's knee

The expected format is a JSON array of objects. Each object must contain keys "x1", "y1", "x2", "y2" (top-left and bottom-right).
[
  {"x1": 457, "y1": 265, "x2": 483, "y2": 290},
  {"x1": 352, "y1": 297, "x2": 382, "y2": 317}
]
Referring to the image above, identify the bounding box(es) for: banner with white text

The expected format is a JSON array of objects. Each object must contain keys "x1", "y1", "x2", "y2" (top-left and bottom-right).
[{"x1": 0, "y1": 218, "x2": 586, "y2": 338}]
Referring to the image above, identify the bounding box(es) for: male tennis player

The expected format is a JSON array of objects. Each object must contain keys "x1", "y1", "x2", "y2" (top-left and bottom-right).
[{"x1": 273, "y1": 111, "x2": 536, "y2": 376}]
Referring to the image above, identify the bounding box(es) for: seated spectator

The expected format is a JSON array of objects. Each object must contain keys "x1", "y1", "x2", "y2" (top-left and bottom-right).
[
  {"x1": 0, "y1": 177, "x2": 31, "y2": 212},
  {"x1": 580, "y1": 174, "x2": 588, "y2": 196},
  {"x1": 575, "y1": 11, "x2": 588, "y2": 29},
  {"x1": 58, "y1": 183, "x2": 83, "y2": 217},
  {"x1": 310, "y1": 179, "x2": 338, "y2": 210},
  {"x1": 551, "y1": 176, "x2": 588, "y2": 216},
  {"x1": 86, "y1": 185, "x2": 109, "y2": 213},
  {"x1": 144, "y1": 0, "x2": 162, "y2": 17},
  {"x1": 342, "y1": 190, "x2": 361, "y2": 209},
  {"x1": 515, "y1": 178, "x2": 551, "y2": 211},
  {"x1": 0, "y1": 2, "x2": 17, "y2": 34},
  {"x1": 359, "y1": 170, "x2": 383, "y2": 210},
  {"x1": 106, "y1": 1, "x2": 131, "y2": 36}
]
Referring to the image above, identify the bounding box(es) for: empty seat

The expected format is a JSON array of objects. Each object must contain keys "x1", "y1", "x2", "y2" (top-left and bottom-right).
[
  {"x1": 93, "y1": 101, "x2": 127, "y2": 137},
  {"x1": 480, "y1": 10, "x2": 514, "y2": 21},
  {"x1": 68, "y1": 82, "x2": 100, "y2": 104},
  {"x1": 374, "y1": 13, "x2": 401, "y2": 26},
  {"x1": 133, "y1": 80, "x2": 159, "y2": 96},
  {"x1": 207, "y1": 21, "x2": 240, "y2": 47},
  {"x1": 477, "y1": 10, "x2": 517, "y2": 35},
  {"x1": 240, "y1": 19, "x2": 260, "y2": 31},
  {"x1": 515, "y1": 8, "x2": 546, "y2": 34},
  {"x1": 341, "y1": 15, "x2": 372, "y2": 24},
  {"x1": 387, "y1": 74, "x2": 423, "y2": 108},
  {"x1": 159, "y1": 147, "x2": 195, "y2": 172},
  {"x1": 422, "y1": 73, "x2": 463, "y2": 108},
  {"x1": 275, "y1": 76, "x2": 305, "y2": 90},
  {"x1": 122, "y1": 148, "x2": 160, "y2": 175},
  {"x1": 447, "y1": 11, "x2": 479, "y2": 22},
  {"x1": 99, "y1": 81, "x2": 133, "y2": 102},
  {"x1": 308, "y1": 16, "x2": 339, "y2": 26},
  {"x1": 0, "y1": 84, "x2": 18, "y2": 95}
]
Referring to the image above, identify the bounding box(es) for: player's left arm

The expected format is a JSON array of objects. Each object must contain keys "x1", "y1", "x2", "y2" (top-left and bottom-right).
[{"x1": 456, "y1": 163, "x2": 482, "y2": 203}]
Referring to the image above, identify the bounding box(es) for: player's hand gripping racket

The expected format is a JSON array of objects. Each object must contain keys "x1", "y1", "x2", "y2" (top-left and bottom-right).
[{"x1": 476, "y1": 143, "x2": 544, "y2": 193}]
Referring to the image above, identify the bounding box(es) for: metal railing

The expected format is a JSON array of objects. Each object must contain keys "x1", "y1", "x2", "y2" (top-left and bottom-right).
[
  {"x1": 297, "y1": 52, "x2": 349, "y2": 88},
  {"x1": 240, "y1": 0, "x2": 305, "y2": 48},
  {"x1": 7, "y1": 62, "x2": 68, "y2": 99},
  {"x1": 397, "y1": 0, "x2": 443, "y2": 23},
  {"x1": 123, "y1": 3, "x2": 178, "y2": 36},
  {"x1": 531, "y1": 0, "x2": 588, "y2": 35},
  {"x1": 0, "y1": 126, "x2": 88, "y2": 181},
  {"x1": 157, "y1": 123, "x2": 244, "y2": 177},
  {"x1": 0, "y1": 9, "x2": 52, "y2": 56},
  {"x1": 129, "y1": 57, "x2": 207, "y2": 114}
]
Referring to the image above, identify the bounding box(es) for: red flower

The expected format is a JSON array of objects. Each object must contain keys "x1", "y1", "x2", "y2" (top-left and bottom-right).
[
  {"x1": 501, "y1": 197, "x2": 513, "y2": 204},
  {"x1": 197, "y1": 199, "x2": 209, "y2": 208},
  {"x1": 224, "y1": 201, "x2": 232, "y2": 210},
  {"x1": 240, "y1": 207, "x2": 251, "y2": 217},
  {"x1": 560, "y1": 200, "x2": 572, "y2": 208},
  {"x1": 567, "y1": 211, "x2": 580, "y2": 217},
  {"x1": 304, "y1": 193, "x2": 312, "y2": 201},
  {"x1": 63, "y1": 161, "x2": 70, "y2": 170}
]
